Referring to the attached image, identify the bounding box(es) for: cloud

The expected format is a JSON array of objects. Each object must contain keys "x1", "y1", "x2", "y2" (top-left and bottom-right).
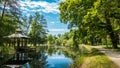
[
  {"x1": 19, "y1": 1, "x2": 59, "y2": 14},
  {"x1": 20, "y1": 7, "x2": 29, "y2": 11},
  {"x1": 49, "y1": 28, "x2": 69, "y2": 32},
  {"x1": 55, "y1": 0, "x2": 66, "y2": 3},
  {"x1": 47, "y1": 56, "x2": 70, "y2": 59},
  {"x1": 50, "y1": 22, "x2": 55, "y2": 24},
  {"x1": 48, "y1": 28, "x2": 69, "y2": 35}
]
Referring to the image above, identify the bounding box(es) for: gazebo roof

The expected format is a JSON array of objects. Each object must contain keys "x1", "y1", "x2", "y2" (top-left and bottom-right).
[
  {"x1": 4, "y1": 33, "x2": 29, "y2": 39},
  {"x1": 4, "y1": 28, "x2": 29, "y2": 39}
]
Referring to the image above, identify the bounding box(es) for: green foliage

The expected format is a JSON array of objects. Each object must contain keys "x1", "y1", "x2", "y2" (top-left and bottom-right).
[
  {"x1": 54, "y1": 39, "x2": 61, "y2": 45},
  {"x1": 46, "y1": 34, "x2": 55, "y2": 45},
  {"x1": 0, "y1": 46, "x2": 15, "y2": 55},
  {"x1": 30, "y1": 51, "x2": 48, "y2": 68},
  {"x1": 58, "y1": 31, "x2": 73, "y2": 46},
  {"x1": 21, "y1": 15, "x2": 33, "y2": 34},
  {"x1": 0, "y1": 46, "x2": 15, "y2": 65},
  {"x1": 65, "y1": 38, "x2": 73, "y2": 46},
  {"x1": 59, "y1": 0, "x2": 120, "y2": 48},
  {"x1": 29, "y1": 12, "x2": 47, "y2": 45},
  {"x1": 0, "y1": 0, "x2": 21, "y2": 44}
]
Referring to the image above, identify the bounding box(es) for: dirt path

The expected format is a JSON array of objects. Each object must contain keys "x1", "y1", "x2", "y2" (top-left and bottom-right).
[{"x1": 91, "y1": 46, "x2": 120, "y2": 68}]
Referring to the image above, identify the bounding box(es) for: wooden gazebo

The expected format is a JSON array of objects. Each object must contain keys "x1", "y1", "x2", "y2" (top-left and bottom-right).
[
  {"x1": 4, "y1": 28, "x2": 29, "y2": 48},
  {"x1": 2, "y1": 28, "x2": 37, "y2": 68}
]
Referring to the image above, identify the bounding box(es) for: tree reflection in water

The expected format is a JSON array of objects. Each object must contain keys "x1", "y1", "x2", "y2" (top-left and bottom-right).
[
  {"x1": 0, "y1": 46, "x2": 14, "y2": 68},
  {"x1": 0, "y1": 46, "x2": 78, "y2": 68},
  {"x1": 41, "y1": 46, "x2": 72, "y2": 68},
  {"x1": 0, "y1": 46, "x2": 48, "y2": 68},
  {"x1": 29, "y1": 48, "x2": 48, "y2": 68}
]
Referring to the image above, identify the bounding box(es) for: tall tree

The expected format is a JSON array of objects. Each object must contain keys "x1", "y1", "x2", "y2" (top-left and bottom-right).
[
  {"x1": 59, "y1": 0, "x2": 120, "y2": 48},
  {"x1": 84, "y1": 0, "x2": 120, "y2": 48},
  {"x1": 0, "y1": 0, "x2": 20, "y2": 23},
  {"x1": 29, "y1": 12, "x2": 47, "y2": 46},
  {"x1": 0, "y1": 0, "x2": 21, "y2": 44},
  {"x1": 21, "y1": 15, "x2": 33, "y2": 34}
]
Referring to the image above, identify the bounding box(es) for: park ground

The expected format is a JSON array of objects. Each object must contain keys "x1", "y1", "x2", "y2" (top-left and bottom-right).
[{"x1": 92, "y1": 46, "x2": 120, "y2": 68}]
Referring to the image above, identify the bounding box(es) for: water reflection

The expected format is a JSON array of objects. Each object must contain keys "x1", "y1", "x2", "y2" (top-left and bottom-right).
[
  {"x1": 0, "y1": 46, "x2": 75, "y2": 68},
  {"x1": 47, "y1": 51, "x2": 72, "y2": 68},
  {"x1": 0, "y1": 47, "x2": 48, "y2": 68},
  {"x1": 29, "y1": 50, "x2": 48, "y2": 68}
]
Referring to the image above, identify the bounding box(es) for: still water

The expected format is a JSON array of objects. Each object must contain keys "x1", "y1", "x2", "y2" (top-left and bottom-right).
[
  {"x1": 47, "y1": 51, "x2": 72, "y2": 68},
  {"x1": 0, "y1": 46, "x2": 73, "y2": 68}
]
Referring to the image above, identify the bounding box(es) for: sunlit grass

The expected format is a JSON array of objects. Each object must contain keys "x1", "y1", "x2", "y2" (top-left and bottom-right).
[
  {"x1": 101, "y1": 44, "x2": 120, "y2": 49},
  {"x1": 80, "y1": 55, "x2": 118, "y2": 68},
  {"x1": 73, "y1": 45, "x2": 119, "y2": 68}
]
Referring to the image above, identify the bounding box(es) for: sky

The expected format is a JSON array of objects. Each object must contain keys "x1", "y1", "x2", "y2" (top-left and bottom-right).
[{"x1": 19, "y1": 0, "x2": 69, "y2": 35}]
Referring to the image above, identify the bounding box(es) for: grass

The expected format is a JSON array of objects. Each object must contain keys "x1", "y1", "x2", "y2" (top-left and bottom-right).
[
  {"x1": 0, "y1": 46, "x2": 15, "y2": 55},
  {"x1": 0, "y1": 46, "x2": 15, "y2": 66},
  {"x1": 73, "y1": 45, "x2": 119, "y2": 68},
  {"x1": 101, "y1": 44, "x2": 120, "y2": 49},
  {"x1": 101, "y1": 44, "x2": 120, "y2": 52}
]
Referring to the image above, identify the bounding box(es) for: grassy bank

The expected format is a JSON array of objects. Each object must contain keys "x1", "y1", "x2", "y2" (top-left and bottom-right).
[
  {"x1": 0, "y1": 46, "x2": 15, "y2": 55},
  {"x1": 73, "y1": 45, "x2": 119, "y2": 68},
  {"x1": 0, "y1": 46, "x2": 15, "y2": 66},
  {"x1": 101, "y1": 45, "x2": 120, "y2": 49}
]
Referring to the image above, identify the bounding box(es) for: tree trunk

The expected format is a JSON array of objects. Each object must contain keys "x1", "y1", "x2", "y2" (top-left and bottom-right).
[
  {"x1": 33, "y1": 38, "x2": 37, "y2": 46},
  {"x1": 105, "y1": 36, "x2": 108, "y2": 48},
  {"x1": 1, "y1": 1, "x2": 7, "y2": 23},
  {"x1": 106, "y1": 18, "x2": 118, "y2": 48},
  {"x1": 73, "y1": 31, "x2": 79, "y2": 48},
  {"x1": 109, "y1": 31, "x2": 118, "y2": 48}
]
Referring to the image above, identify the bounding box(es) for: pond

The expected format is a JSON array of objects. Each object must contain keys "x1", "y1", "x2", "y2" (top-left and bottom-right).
[{"x1": 0, "y1": 46, "x2": 77, "y2": 68}]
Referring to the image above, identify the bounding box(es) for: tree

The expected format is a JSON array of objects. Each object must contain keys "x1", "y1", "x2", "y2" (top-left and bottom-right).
[
  {"x1": 59, "y1": 0, "x2": 120, "y2": 48},
  {"x1": 0, "y1": 0, "x2": 21, "y2": 44},
  {"x1": 46, "y1": 34, "x2": 55, "y2": 45},
  {"x1": 21, "y1": 15, "x2": 33, "y2": 35},
  {"x1": 30, "y1": 50, "x2": 48, "y2": 68},
  {"x1": 0, "y1": 0, "x2": 20, "y2": 23},
  {"x1": 84, "y1": 0, "x2": 120, "y2": 48},
  {"x1": 29, "y1": 12, "x2": 47, "y2": 46}
]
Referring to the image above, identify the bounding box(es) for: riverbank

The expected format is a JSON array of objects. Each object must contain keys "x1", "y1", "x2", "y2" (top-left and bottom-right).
[
  {"x1": 92, "y1": 46, "x2": 120, "y2": 68},
  {"x1": 73, "y1": 45, "x2": 119, "y2": 68}
]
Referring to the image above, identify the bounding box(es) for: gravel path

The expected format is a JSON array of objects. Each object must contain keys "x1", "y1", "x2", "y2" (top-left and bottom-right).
[{"x1": 92, "y1": 46, "x2": 120, "y2": 68}]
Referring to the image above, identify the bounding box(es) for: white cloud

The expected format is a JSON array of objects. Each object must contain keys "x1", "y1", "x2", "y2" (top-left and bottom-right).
[
  {"x1": 48, "y1": 28, "x2": 69, "y2": 35},
  {"x1": 20, "y1": 7, "x2": 29, "y2": 11},
  {"x1": 56, "y1": 0, "x2": 66, "y2": 2},
  {"x1": 49, "y1": 28, "x2": 69, "y2": 32},
  {"x1": 47, "y1": 56, "x2": 69, "y2": 59},
  {"x1": 50, "y1": 22, "x2": 55, "y2": 24},
  {"x1": 19, "y1": 1, "x2": 59, "y2": 14}
]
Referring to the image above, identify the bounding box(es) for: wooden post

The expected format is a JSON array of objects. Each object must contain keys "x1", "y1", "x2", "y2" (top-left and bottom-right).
[
  {"x1": 21, "y1": 38, "x2": 24, "y2": 47},
  {"x1": 17, "y1": 38, "x2": 20, "y2": 48}
]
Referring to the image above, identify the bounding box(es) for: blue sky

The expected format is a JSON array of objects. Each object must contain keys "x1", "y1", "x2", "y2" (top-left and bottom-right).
[{"x1": 19, "y1": 0, "x2": 69, "y2": 35}]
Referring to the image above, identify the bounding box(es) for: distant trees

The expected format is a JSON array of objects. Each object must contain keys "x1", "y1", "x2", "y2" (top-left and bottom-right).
[
  {"x1": 59, "y1": 0, "x2": 120, "y2": 48},
  {"x1": 46, "y1": 34, "x2": 55, "y2": 45},
  {"x1": 46, "y1": 34, "x2": 62, "y2": 46}
]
